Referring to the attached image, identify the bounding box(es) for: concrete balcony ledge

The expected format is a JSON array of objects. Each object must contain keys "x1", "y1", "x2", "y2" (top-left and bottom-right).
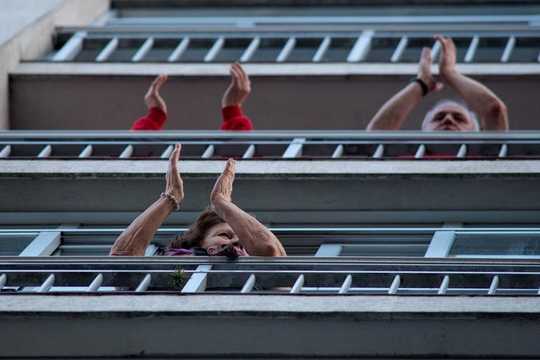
[
  {"x1": 14, "y1": 62, "x2": 540, "y2": 76},
  {"x1": 1, "y1": 159, "x2": 540, "y2": 215},
  {"x1": 2, "y1": 159, "x2": 540, "y2": 177},
  {"x1": 2, "y1": 293, "x2": 540, "y2": 314},
  {"x1": 2, "y1": 295, "x2": 540, "y2": 358}
]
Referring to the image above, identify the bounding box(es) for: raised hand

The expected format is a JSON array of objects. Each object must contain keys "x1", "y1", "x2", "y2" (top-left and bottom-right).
[
  {"x1": 418, "y1": 47, "x2": 444, "y2": 93},
  {"x1": 210, "y1": 158, "x2": 236, "y2": 206},
  {"x1": 434, "y1": 35, "x2": 457, "y2": 80},
  {"x1": 221, "y1": 63, "x2": 251, "y2": 108},
  {"x1": 145, "y1": 74, "x2": 168, "y2": 113},
  {"x1": 165, "y1": 144, "x2": 184, "y2": 204}
]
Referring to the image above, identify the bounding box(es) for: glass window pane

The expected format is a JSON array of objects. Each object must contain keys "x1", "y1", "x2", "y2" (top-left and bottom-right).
[{"x1": 450, "y1": 233, "x2": 540, "y2": 256}]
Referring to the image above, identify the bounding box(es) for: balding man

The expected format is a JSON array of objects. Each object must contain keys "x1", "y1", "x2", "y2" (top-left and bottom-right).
[{"x1": 366, "y1": 35, "x2": 508, "y2": 132}]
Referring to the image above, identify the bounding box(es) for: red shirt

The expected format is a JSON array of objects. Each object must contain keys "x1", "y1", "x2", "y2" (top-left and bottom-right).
[{"x1": 130, "y1": 105, "x2": 254, "y2": 131}]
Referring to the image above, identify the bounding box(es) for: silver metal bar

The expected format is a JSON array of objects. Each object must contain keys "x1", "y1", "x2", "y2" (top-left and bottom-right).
[
  {"x1": 202, "y1": 144, "x2": 215, "y2": 158},
  {"x1": 347, "y1": 30, "x2": 374, "y2": 62},
  {"x1": 415, "y1": 144, "x2": 426, "y2": 159},
  {"x1": 182, "y1": 265, "x2": 211, "y2": 293},
  {"x1": 456, "y1": 144, "x2": 467, "y2": 158},
  {"x1": 312, "y1": 36, "x2": 331, "y2": 62},
  {"x1": 388, "y1": 275, "x2": 401, "y2": 295},
  {"x1": 425, "y1": 223, "x2": 459, "y2": 257},
  {"x1": 168, "y1": 37, "x2": 190, "y2": 62},
  {"x1": 105, "y1": 14, "x2": 538, "y2": 26},
  {"x1": 0, "y1": 145, "x2": 10, "y2": 158},
  {"x1": 372, "y1": 144, "x2": 384, "y2": 158},
  {"x1": 240, "y1": 37, "x2": 260, "y2": 63},
  {"x1": 144, "y1": 244, "x2": 158, "y2": 256},
  {"x1": 5, "y1": 226, "x2": 537, "y2": 235},
  {"x1": 438, "y1": 275, "x2": 450, "y2": 295},
  {"x1": 314, "y1": 244, "x2": 342, "y2": 257},
  {"x1": 338, "y1": 274, "x2": 352, "y2": 294},
  {"x1": 290, "y1": 274, "x2": 304, "y2": 294},
  {"x1": 135, "y1": 274, "x2": 152, "y2": 292},
  {"x1": 160, "y1": 145, "x2": 173, "y2": 158},
  {"x1": 240, "y1": 274, "x2": 256, "y2": 293},
  {"x1": 37, "y1": 274, "x2": 55, "y2": 293},
  {"x1": 52, "y1": 31, "x2": 86, "y2": 61},
  {"x1": 87, "y1": 273, "x2": 103, "y2": 292},
  {"x1": 1, "y1": 130, "x2": 538, "y2": 140},
  {"x1": 282, "y1": 138, "x2": 305, "y2": 158},
  {"x1": 132, "y1": 37, "x2": 154, "y2": 62},
  {"x1": 19, "y1": 231, "x2": 61, "y2": 256},
  {"x1": 431, "y1": 41, "x2": 441, "y2": 61},
  {"x1": 332, "y1": 144, "x2": 344, "y2": 158},
  {"x1": 488, "y1": 275, "x2": 499, "y2": 295},
  {"x1": 96, "y1": 37, "x2": 119, "y2": 62},
  {"x1": 0, "y1": 274, "x2": 6, "y2": 290},
  {"x1": 119, "y1": 145, "x2": 134, "y2": 159},
  {"x1": 276, "y1": 37, "x2": 296, "y2": 63},
  {"x1": 391, "y1": 36, "x2": 408, "y2": 63},
  {"x1": 465, "y1": 36, "x2": 479, "y2": 63},
  {"x1": 37, "y1": 145, "x2": 52, "y2": 158},
  {"x1": 242, "y1": 144, "x2": 255, "y2": 159},
  {"x1": 498, "y1": 143, "x2": 508, "y2": 158},
  {"x1": 78, "y1": 145, "x2": 93, "y2": 158},
  {"x1": 500, "y1": 36, "x2": 515, "y2": 63},
  {"x1": 204, "y1": 37, "x2": 225, "y2": 63}
]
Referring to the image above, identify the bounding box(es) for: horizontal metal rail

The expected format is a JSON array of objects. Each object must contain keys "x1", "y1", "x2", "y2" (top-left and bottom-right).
[
  {"x1": 3, "y1": 130, "x2": 540, "y2": 140},
  {"x1": 3, "y1": 227, "x2": 540, "y2": 234},
  {"x1": 105, "y1": 14, "x2": 540, "y2": 26},
  {"x1": 2, "y1": 257, "x2": 540, "y2": 295}
]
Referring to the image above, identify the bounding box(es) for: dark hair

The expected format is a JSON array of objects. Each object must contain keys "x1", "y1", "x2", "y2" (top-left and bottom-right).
[{"x1": 168, "y1": 208, "x2": 225, "y2": 250}]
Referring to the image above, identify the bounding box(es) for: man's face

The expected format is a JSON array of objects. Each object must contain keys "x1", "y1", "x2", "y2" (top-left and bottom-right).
[
  {"x1": 422, "y1": 103, "x2": 477, "y2": 132},
  {"x1": 201, "y1": 222, "x2": 248, "y2": 257}
]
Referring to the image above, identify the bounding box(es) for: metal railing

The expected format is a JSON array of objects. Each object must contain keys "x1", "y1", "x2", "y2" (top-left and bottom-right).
[
  {"x1": 1, "y1": 131, "x2": 540, "y2": 160},
  {"x1": 2, "y1": 226, "x2": 540, "y2": 258},
  {"x1": 48, "y1": 28, "x2": 540, "y2": 64},
  {"x1": 2, "y1": 257, "x2": 540, "y2": 295}
]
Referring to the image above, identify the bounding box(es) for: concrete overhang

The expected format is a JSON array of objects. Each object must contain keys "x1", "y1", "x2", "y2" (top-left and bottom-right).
[
  {"x1": 10, "y1": 63, "x2": 540, "y2": 130},
  {"x1": 1, "y1": 294, "x2": 540, "y2": 358},
  {"x1": 1, "y1": 159, "x2": 540, "y2": 225}
]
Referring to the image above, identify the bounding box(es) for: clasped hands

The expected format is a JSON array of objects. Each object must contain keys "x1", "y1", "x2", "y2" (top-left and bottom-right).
[
  {"x1": 417, "y1": 35, "x2": 459, "y2": 95},
  {"x1": 164, "y1": 144, "x2": 236, "y2": 210}
]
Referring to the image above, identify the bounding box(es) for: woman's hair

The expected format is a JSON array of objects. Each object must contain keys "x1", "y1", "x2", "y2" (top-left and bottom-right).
[{"x1": 168, "y1": 208, "x2": 225, "y2": 250}]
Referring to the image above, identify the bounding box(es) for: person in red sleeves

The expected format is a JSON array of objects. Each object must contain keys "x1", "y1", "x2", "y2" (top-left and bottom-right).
[{"x1": 131, "y1": 63, "x2": 254, "y2": 131}]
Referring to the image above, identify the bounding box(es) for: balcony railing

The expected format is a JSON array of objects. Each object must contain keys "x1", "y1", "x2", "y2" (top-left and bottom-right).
[
  {"x1": 2, "y1": 131, "x2": 540, "y2": 160},
  {"x1": 48, "y1": 27, "x2": 540, "y2": 64},
  {"x1": 2, "y1": 257, "x2": 540, "y2": 295}
]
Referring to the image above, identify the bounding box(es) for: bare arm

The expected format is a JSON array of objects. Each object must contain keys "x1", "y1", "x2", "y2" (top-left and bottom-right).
[
  {"x1": 436, "y1": 35, "x2": 508, "y2": 131},
  {"x1": 366, "y1": 83, "x2": 424, "y2": 130},
  {"x1": 367, "y1": 48, "x2": 443, "y2": 130},
  {"x1": 221, "y1": 63, "x2": 251, "y2": 109},
  {"x1": 145, "y1": 74, "x2": 168, "y2": 114},
  {"x1": 211, "y1": 159, "x2": 286, "y2": 256},
  {"x1": 110, "y1": 144, "x2": 184, "y2": 256}
]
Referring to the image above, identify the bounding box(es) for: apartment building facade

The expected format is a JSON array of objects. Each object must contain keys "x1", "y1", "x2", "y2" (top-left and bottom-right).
[{"x1": 1, "y1": 0, "x2": 540, "y2": 358}]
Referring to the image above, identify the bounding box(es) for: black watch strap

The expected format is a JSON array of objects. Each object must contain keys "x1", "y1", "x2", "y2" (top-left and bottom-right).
[{"x1": 412, "y1": 78, "x2": 429, "y2": 96}]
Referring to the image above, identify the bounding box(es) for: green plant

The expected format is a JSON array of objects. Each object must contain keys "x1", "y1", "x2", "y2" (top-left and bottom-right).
[{"x1": 169, "y1": 266, "x2": 186, "y2": 289}]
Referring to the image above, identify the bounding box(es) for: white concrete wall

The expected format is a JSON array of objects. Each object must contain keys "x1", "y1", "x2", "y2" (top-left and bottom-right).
[{"x1": 0, "y1": 0, "x2": 110, "y2": 129}]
